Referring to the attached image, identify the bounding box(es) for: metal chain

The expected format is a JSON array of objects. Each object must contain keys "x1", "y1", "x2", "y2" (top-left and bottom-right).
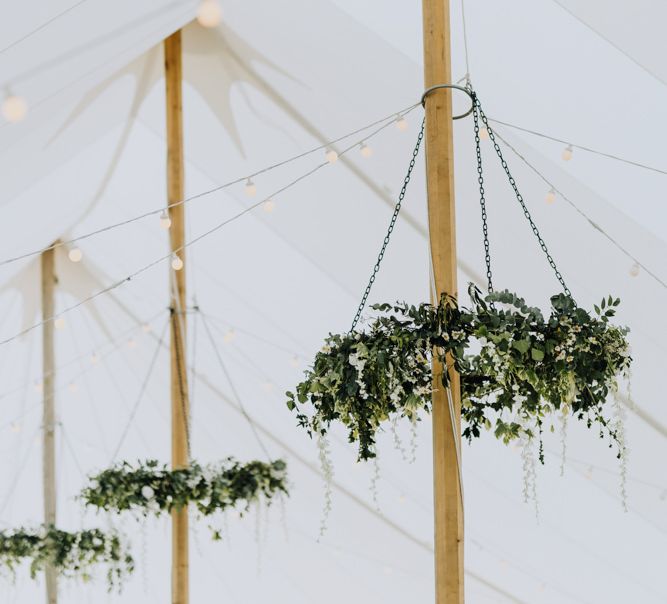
[
  {"x1": 349, "y1": 118, "x2": 425, "y2": 332},
  {"x1": 474, "y1": 96, "x2": 572, "y2": 298},
  {"x1": 471, "y1": 92, "x2": 494, "y2": 295}
]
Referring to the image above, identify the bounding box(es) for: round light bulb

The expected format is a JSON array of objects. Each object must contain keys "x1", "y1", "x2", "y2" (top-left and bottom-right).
[
  {"x1": 171, "y1": 254, "x2": 184, "y2": 271},
  {"x1": 142, "y1": 323, "x2": 151, "y2": 333},
  {"x1": 325, "y1": 148, "x2": 338, "y2": 163},
  {"x1": 395, "y1": 115, "x2": 408, "y2": 131},
  {"x1": 10, "y1": 422, "x2": 21, "y2": 433},
  {"x1": 54, "y1": 317, "x2": 65, "y2": 330},
  {"x1": 262, "y1": 381, "x2": 274, "y2": 393},
  {"x1": 223, "y1": 329, "x2": 235, "y2": 343},
  {"x1": 629, "y1": 262, "x2": 640, "y2": 277},
  {"x1": 545, "y1": 188, "x2": 556, "y2": 204},
  {"x1": 34, "y1": 381, "x2": 43, "y2": 393},
  {"x1": 127, "y1": 338, "x2": 137, "y2": 349},
  {"x1": 68, "y1": 247, "x2": 83, "y2": 262},
  {"x1": 90, "y1": 352, "x2": 99, "y2": 365},
  {"x1": 479, "y1": 126, "x2": 489, "y2": 140},
  {"x1": 263, "y1": 199, "x2": 275, "y2": 213},
  {"x1": 562, "y1": 145, "x2": 573, "y2": 161},
  {"x1": 289, "y1": 355, "x2": 299, "y2": 367},
  {"x1": 196, "y1": 0, "x2": 222, "y2": 28},
  {"x1": 68, "y1": 382, "x2": 78, "y2": 393},
  {"x1": 2, "y1": 94, "x2": 28, "y2": 123},
  {"x1": 359, "y1": 142, "x2": 372, "y2": 158},
  {"x1": 159, "y1": 211, "x2": 172, "y2": 230},
  {"x1": 244, "y1": 178, "x2": 257, "y2": 197}
]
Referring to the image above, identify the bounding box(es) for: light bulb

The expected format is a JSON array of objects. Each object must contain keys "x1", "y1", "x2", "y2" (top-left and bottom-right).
[
  {"x1": 629, "y1": 262, "x2": 640, "y2": 277},
  {"x1": 68, "y1": 247, "x2": 83, "y2": 262},
  {"x1": 545, "y1": 188, "x2": 556, "y2": 204},
  {"x1": 262, "y1": 381, "x2": 274, "y2": 393},
  {"x1": 395, "y1": 115, "x2": 408, "y2": 131},
  {"x1": 196, "y1": 0, "x2": 222, "y2": 28},
  {"x1": 244, "y1": 178, "x2": 257, "y2": 197},
  {"x1": 325, "y1": 148, "x2": 338, "y2": 163},
  {"x1": 34, "y1": 381, "x2": 43, "y2": 393},
  {"x1": 10, "y1": 422, "x2": 21, "y2": 433},
  {"x1": 171, "y1": 254, "x2": 184, "y2": 271},
  {"x1": 127, "y1": 338, "x2": 137, "y2": 349},
  {"x1": 54, "y1": 317, "x2": 65, "y2": 330},
  {"x1": 159, "y1": 211, "x2": 171, "y2": 230},
  {"x1": 223, "y1": 329, "x2": 235, "y2": 343},
  {"x1": 2, "y1": 94, "x2": 28, "y2": 123},
  {"x1": 562, "y1": 144, "x2": 573, "y2": 161},
  {"x1": 398, "y1": 494, "x2": 406, "y2": 504},
  {"x1": 142, "y1": 323, "x2": 152, "y2": 333},
  {"x1": 90, "y1": 352, "x2": 99, "y2": 365},
  {"x1": 289, "y1": 355, "x2": 299, "y2": 367},
  {"x1": 479, "y1": 126, "x2": 489, "y2": 140},
  {"x1": 68, "y1": 382, "x2": 78, "y2": 393},
  {"x1": 263, "y1": 199, "x2": 275, "y2": 213},
  {"x1": 359, "y1": 142, "x2": 372, "y2": 158}
]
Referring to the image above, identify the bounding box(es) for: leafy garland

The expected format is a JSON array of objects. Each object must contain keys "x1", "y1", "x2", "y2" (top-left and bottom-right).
[
  {"x1": 0, "y1": 525, "x2": 133, "y2": 590},
  {"x1": 80, "y1": 458, "x2": 288, "y2": 533},
  {"x1": 287, "y1": 285, "x2": 631, "y2": 462}
]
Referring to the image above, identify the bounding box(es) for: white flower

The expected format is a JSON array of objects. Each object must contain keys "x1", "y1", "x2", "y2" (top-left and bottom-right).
[
  {"x1": 415, "y1": 385, "x2": 432, "y2": 397},
  {"x1": 348, "y1": 352, "x2": 366, "y2": 371},
  {"x1": 321, "y1": 344, "x2": 332, "y2": 354},
  {"x1": 389, "y1": 388, "x2": 403, "y2": 405},
  {"x1": 270, "y1": 467, "x2": 287, "y2": 481},
  {"x1": 141, "y1": 485, "x2": 155, "y2": 500}
]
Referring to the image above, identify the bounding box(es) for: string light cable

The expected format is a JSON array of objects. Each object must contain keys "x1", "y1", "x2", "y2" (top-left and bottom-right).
[
  {"x1": 0, "y1": 104, "x2": 419, "y2": 349},
  {"x1": 0, "y1": 0, "x2": 92, "y2": 56},
  {"x1": 198, "y1": 308, "x2": 272, "y2": 460},
  {"x1": 0, "y1": 102, "x2": 420, "y2": 268},
  {"x1": 110, "y1": 317, "x2": 169, "y2": 461},
  {"x1": 488, "y1": 118, "x2": 667, "y2": 176},
  {"x1": 488, "y1": 126, "x2": 667, "y2": 291},
  {"x1": 0, "y1": 308, "x2": 166, "y2": 404}
]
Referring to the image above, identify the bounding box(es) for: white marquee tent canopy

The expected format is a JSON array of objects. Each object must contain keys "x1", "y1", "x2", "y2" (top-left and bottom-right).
[{"x1": 0, "y1": 0, "x2": 665, "y2": 602}]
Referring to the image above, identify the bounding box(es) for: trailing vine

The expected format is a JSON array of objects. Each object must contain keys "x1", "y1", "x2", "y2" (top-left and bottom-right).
[
  {"x1": 0, "y1": 525, "x2": 133, "y2": 590},
  {"x1": 81, "y1": 458, "x2": 288, "y2": 536},
  {"x1": 287, "y1": 285, "x2": 631, "y2": 462}
]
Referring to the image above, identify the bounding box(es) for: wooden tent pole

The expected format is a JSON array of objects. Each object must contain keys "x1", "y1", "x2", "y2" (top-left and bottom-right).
[
  {"x1": 41, "y1": 245, "x2": 58, "y2": 604},
  {"x1": 421, "y1": 1, "x2": 464, "y2": 603},
  {"x1": 164, "y1": 30, "x2": 190, "y2": 604}
]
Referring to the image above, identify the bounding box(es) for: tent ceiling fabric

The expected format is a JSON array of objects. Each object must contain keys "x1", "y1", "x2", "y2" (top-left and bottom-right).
[{"x1": 0, "y1": 1, "x2": 665, "y2": 603}]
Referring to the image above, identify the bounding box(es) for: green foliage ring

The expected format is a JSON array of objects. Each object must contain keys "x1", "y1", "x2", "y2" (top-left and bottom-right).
[
  {"x1": 0, "y1": 525, "x2": 133, "y2": 591},
  {"x1": 81, "y1": 458, "x2": 289, "y2": 523},
  {"x1": 287, "y1": 285, "x2": 631, "y2": 461}
]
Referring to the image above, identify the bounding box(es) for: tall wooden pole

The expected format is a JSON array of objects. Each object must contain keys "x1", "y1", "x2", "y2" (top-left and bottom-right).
[
  {"x1": 164, "y1": 30, "x2": 190, "y2": 604},
  {"x1": 41, "y1": 245, "x2": 57, "y2": 604},
  {"x1": 422, "y1": 1, "x2": 464, "y2": 603}
]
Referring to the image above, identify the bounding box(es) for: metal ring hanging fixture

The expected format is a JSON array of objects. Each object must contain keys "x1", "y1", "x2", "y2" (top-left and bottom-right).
[{"x1": 420, "y1": 84, "x2": 475, "y2": 120}]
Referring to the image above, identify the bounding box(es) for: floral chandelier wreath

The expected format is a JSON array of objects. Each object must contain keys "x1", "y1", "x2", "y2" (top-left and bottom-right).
[{"x1": 287, "y1": 86, "x2": 631, "y2": 517}]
